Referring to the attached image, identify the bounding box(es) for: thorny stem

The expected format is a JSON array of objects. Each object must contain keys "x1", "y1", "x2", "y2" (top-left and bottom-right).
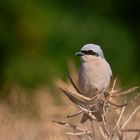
[{"x1": 56, "y1": 76, "x2": 140, "y2": 140}]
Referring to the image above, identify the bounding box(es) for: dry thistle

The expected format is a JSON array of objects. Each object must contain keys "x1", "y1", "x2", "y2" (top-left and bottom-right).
[{"x1": 54, "y1": 75, "x2": 140, "y2": 140}]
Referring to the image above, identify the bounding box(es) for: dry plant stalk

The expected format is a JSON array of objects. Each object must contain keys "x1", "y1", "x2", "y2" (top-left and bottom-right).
[{"x1": 54, "y1": 75, "x2": 140, "y2": 140}]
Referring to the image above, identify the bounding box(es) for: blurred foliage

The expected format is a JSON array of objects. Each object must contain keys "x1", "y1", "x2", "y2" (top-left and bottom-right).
[{"x1": 0, "y1": 0, "x2": 140, "y2": 87}]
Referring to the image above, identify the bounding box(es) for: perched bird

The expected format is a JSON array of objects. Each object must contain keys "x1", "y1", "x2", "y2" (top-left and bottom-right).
[{"x1": 75, "y1": 44, "x2": 112, "y2": 123}]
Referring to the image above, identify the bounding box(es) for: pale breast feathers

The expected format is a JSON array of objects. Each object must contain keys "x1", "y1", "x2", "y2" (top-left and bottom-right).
[{"x1": 78, "y1": 58, "x2": 112, "y2": 97}]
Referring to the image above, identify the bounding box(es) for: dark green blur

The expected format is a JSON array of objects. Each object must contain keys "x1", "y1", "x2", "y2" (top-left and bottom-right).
[{"x1": 0, "y1": 0, "x2": 140, "y2": 87}]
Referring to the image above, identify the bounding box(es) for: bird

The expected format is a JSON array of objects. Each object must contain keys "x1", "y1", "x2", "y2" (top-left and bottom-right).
[{"x1": 75, "y1": 43, "x2": 112, "y2": 123}]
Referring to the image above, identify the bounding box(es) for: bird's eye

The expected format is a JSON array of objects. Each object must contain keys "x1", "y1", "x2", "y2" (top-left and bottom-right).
[
  {"x1": 88, "y1": 50, "x2": 94, "y2": 55},
  {"x1": 81, "y1": 50, "x2": 99, "y2": 56},
  {"x1": 88, "y1": 50, "x2": 99, "y2": 56}
]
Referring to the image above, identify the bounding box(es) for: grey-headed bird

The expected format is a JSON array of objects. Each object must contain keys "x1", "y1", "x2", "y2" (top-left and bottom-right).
[{"x1": 75, "y1": 44, "x2": 112, "y2": 123}]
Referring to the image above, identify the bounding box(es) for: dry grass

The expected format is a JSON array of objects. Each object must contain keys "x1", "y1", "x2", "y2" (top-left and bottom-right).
[
  {"x1": 0, "y1": 60, "x2": 140, "y2": 140},
  {"x1": 0, "y1": 84, "x2": 79, "y2": 140},
  {"x1": 0, "y1": 81, "x2": 140, "y2": 140}
]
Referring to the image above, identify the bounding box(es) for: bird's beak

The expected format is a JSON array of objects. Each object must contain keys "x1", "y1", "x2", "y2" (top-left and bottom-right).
[{"x1": 75, "y1": 51, "x2": 84, "y2": 56}]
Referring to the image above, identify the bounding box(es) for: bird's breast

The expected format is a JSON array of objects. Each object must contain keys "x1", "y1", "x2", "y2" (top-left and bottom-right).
[{"x1": 78, "y1": 59, "x2": 111, "y2": 97}]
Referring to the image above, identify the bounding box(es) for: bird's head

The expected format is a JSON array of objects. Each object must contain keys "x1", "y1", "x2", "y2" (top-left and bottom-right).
[{"x1": 75, "y1": 44, "x2": 104, "y2": 62}]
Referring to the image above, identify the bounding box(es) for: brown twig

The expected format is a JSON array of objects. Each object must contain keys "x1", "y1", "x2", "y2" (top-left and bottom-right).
[
  {"x1": 116, "y1": 130, "x2": 123, "y2": 140},
  {"x1": 97, "y1": 123, "x2": 108, "y2": 140},
  {"x1": 101, "y1": 114, "x2": 110, "y2": 137},
  {"x1": 78, "y1": 105, "x2": 97, "y2": 121},
  {"x1": 111, "y1": 86, "x2": 139, "y2": 97},
  {"x1": 67, "y1": 74, "x2": 82, "y2": 94},
  {"x1": 120, "y1": 129, "x2": 140, "y2": 133},
  {"x1": 90, "y1": 121, "x2": 96, "y2": 140},
  {"x1": 67, "y1": 110, "x2": 83, "y2": 118},
  {"x1": 66, "y1": 131, "x2": 91, "y2": 136},
  {"x1": 53, "y1": 120, "x2": 84, "y2": 132},
  {"x1": 114, "y1": 98, "x2": 127, "y2": 130},
  {"x1": 111, "y1": 76, "x2": 118, "y2": 92},
  {"x1": 107, "y1": 100, "x2": 127, "y2": 108},
  {"x1": 59, "y1": 87, "x2": 91, "y2": 103}
]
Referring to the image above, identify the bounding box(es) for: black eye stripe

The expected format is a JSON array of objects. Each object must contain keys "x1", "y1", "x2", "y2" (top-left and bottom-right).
[{"x1": 81, "y1": 50, "x2": 99, "y2": 56}]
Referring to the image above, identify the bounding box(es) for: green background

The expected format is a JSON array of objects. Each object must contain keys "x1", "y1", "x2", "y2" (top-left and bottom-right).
[{"x1": 0, "y1": 0, "x2": 140, "y2": 88}]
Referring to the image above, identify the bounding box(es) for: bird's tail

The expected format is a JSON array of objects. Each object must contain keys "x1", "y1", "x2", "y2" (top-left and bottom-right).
[
  {"x1": 80, "y1": 113, "x2": 89, "y2": 123},
  {"x1": 81, "y1": 112, "x2": 103, "y2": 123}
]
